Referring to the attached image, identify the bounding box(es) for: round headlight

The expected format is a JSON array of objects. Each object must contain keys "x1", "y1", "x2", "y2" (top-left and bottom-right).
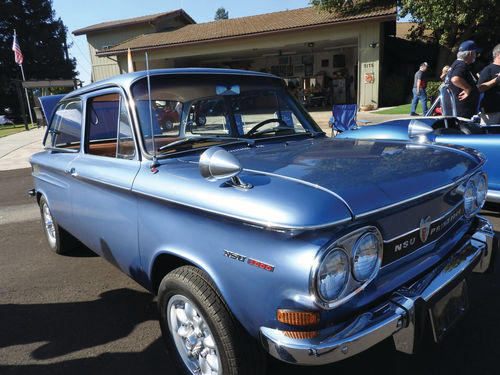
[
  {"x1": 464, "y1": 179, "x2": 478, "y2": 217},
  {"x1": 317, "y1": 249, "x2": 349, "y2": 302},
  {"x1": 352, "y1": 232, "x2": 382, "y2": 282},
  {"x1": 476, "y1": 174, "x2": 487, "y2": 209}
]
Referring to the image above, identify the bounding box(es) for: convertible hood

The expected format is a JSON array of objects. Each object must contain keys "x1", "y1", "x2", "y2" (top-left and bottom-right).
[{"x1": 233, "y1": 137, "x2": 481, "y2": 216}]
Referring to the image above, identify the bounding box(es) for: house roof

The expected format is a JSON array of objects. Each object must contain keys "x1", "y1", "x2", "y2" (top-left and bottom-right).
[
  {"x1": 96, "y1": 4, "x2": 396, "y2": 56},
  {"x1": 73, "y1": 9, "x2": 195, "y2": 36},
  {"x1": 396, "y1": 22, "x2": 434, "y2": 42}
]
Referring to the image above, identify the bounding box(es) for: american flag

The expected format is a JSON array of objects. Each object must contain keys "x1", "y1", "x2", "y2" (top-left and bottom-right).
[{"x1": 12, "y1": 31, "x2": 23, "y2": 65}]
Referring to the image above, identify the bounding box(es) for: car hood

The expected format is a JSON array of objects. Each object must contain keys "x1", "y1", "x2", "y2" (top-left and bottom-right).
[
  {"x1": 134, "y1": 137, "x2": 481, "y2": 230},
  {"x1": 232, "y1": 137, "x2": 480, "y2": 217}
]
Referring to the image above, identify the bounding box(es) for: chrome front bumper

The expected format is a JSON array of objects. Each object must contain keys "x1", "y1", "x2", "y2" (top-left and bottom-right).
[
  {"x1": 260, "y1": 216, "x2": 496, "y2": 365},
  {"x1": 487, "y1": 189, "x2": 500, "y2": 203}
]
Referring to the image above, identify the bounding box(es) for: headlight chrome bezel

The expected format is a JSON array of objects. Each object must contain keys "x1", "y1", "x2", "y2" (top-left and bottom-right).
[
  {"x1": 463, "y1": 172, "x2": 487, "y2": 218},
  {"x1": 311, "y1": 227, "x2": 383, "y2": 309},
  {"x1": 351, "y1": 231, "x2": 383, "y2": 282},
  {"x1": 315, "y1": 248, "x2": 350, "y2": 302},
  {"x1": 475, "y1": 172, "x2": 487, "y2": 210}
]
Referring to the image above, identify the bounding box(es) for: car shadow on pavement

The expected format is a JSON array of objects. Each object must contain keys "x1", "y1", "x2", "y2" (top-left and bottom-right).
[
  {"x1": 0, "y1": 288, "x2": 158, "y2": 360},
  {"x1": 0, "y1": 339, "x2": 175, "y2": 375}
]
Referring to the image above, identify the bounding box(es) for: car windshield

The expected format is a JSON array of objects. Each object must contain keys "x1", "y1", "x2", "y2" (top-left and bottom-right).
[{"x1": 131, "y1": 73, "x2": 321, "y2": 155}]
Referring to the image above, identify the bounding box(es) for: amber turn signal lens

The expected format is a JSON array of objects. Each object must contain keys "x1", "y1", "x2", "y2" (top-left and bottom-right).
[
  {"x1": 276, "y1": 309, "x2": 320, "y2": 326},
  {"x1": 282, "y1": 330, "x2": 319, "y2": 339}
]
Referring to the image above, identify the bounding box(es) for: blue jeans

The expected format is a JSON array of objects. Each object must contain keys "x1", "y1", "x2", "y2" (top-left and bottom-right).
[{"x1": 410, "y1": 88, "x2": 428, "y2": 115}]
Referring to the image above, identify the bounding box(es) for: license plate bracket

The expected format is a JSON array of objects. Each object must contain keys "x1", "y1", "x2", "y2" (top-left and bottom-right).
[{"x1": 429, "y1": 280, "x2": 469, "y2": 342}]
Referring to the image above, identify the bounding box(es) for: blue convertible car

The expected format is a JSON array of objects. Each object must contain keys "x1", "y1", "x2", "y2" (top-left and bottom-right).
[
  {"x1": 337, "y1": 87, "x2": 500, "y2": 203},
  {"x1": 31, "y1": 69, "x2": 495, "y2": 375}
]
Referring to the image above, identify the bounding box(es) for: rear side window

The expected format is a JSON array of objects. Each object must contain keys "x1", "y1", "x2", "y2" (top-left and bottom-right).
[
  {"x1": 86, "y1": 93, "x2": 136, "y2": 159},
  {"x1": 46, "y1": 100, "x2": 82, "y2": 150}
]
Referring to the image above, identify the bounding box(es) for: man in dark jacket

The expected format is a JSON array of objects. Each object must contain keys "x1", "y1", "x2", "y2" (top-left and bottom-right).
[
  {"x1": 478, "y1": 43, "x2": 500, "y2": 124},
  {"x1": 447, "y1": 40, "x2": 481, "y2": 119}
]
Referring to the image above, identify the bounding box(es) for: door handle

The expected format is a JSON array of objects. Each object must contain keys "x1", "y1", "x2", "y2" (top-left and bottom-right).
[{"x1": 65, "y1": 167, "x2": 78, "y2": 177}]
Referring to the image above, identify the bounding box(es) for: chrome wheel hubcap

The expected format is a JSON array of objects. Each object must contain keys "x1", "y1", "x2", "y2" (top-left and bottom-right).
[
  {"x1": 42, "y1": 202, "x2": 57, "y2": 248},
  {"x1": 167, "y1": 295, "x2": 221, "y2": 375}
]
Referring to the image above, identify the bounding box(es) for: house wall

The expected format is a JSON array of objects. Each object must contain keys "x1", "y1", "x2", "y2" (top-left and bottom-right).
[
  {"x1": 85, "y1": 15, "x2": 190, "y2": 82},
  {"x1": 87, "y1": 25, "x2": 155, "y2": 82},
  {"x1": 114, "y1": 21, "x2": 383, "y2": 108}
]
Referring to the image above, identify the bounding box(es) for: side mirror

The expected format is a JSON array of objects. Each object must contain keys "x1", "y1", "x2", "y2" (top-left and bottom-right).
[
  {"x1": 408, "y1": 120, "x2": 434, "y2": 138},
  {"x1": 199, "y1": 147, "x2": 252, "y2": 189}
]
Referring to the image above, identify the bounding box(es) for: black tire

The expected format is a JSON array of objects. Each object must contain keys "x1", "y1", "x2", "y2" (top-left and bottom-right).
[
  {"x1": 158, "y1": 266, "x2": 266, "y2": 375},
  {"x1": 39, "y1": 195, "x2": 77, "y2": 254}
]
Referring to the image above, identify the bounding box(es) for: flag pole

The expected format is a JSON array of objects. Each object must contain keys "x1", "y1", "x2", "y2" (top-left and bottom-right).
[{"x1": 19, "y1": 63, "x2": 34, "y2": 127}]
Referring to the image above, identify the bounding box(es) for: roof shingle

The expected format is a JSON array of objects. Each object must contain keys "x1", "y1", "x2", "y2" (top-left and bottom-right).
[
  {"x1": 73, "y1": 9, "x2": 195, "y2": 36},
  {"x1": 97, "y1": 4, "x2": 396, "y2": 55}
]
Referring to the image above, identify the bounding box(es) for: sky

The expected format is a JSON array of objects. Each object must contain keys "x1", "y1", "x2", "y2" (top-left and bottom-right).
[{"x1": 51, "y1": 0, "x2": 312, "y2": 85}]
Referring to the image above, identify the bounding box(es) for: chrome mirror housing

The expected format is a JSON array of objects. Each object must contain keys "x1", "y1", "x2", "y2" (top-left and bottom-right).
[
  {"x1": 408, "y1": 120, "x2": 433, "y2": 138},
  {"x1": 199, "y1": 146, "x2": 252, "y2": 189}
]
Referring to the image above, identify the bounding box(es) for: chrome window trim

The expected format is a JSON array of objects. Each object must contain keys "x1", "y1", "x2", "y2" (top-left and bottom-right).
[
  {"x1": 42, "y1": 146, "x2": 79, "y2": 153},
  {"x1": 309, "y1": 226, "x2": 383, "y2": 310},
  {"x1": 83, "y1": 87, "x2": 139, "y2": 161},
  {"x1": 43, "y1": 98, "x2": 83, "y2": 150}
]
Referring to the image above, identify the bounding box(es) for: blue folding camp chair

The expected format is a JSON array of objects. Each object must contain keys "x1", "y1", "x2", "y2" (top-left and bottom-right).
[{"x1": 328, "y1": 104, "x2": 369, "y2": 136}]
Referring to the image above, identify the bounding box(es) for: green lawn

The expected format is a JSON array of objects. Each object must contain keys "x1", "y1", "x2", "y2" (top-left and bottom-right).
[
  {"x1": 0, "y1": 123, "x2": 37, "y2": 138},
  {"x1": 374, "y1": 101, "x2": 431, "y2": 115}
]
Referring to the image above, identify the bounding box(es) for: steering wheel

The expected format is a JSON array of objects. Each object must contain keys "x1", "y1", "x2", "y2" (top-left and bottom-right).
[{"x1": 246, "y1": 118, "x2": 289, "y2": 137}]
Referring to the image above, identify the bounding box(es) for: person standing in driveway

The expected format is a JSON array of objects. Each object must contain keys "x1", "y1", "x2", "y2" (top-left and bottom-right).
[
  {"x1": 447, "y1": 40, "x2": 481, "y2": 118},
  {"x1": 477, "y1": 43, "x2": 500, "y2": 124},
  {"x1": 410, "y1": 62, "x2": 429, "y2": 116}
]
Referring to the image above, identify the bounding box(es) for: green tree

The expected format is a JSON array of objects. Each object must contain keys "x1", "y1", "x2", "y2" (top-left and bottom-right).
[
  {"x1": 214, "y1": 7, "x2": 229, "y2": 20},
  {"x1": 0, "y1": 0, "x2": 76, "y2": 119},
  {"x1": 311, "y1": 0, "x2": 500, "y2": 69}
]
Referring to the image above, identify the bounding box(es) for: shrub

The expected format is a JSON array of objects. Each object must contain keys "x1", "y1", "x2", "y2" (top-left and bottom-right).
[{"x1": 426, "y1": 81, "x2": 442, "y2": 99}]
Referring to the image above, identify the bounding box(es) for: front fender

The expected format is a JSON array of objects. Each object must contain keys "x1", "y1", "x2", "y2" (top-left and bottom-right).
[{"x1": 139, "y1": 195, "x2": 323, "y2": 338}]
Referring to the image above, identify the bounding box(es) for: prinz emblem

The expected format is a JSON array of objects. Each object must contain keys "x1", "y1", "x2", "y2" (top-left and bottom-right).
[{"x1": 420, "y1": 216, "x2": 432, "y2": 243}]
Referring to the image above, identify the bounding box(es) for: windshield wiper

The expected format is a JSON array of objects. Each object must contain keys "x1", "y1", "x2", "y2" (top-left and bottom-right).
[{"x1": 158, "y1": 136, "x2": 254, "y2": 152}]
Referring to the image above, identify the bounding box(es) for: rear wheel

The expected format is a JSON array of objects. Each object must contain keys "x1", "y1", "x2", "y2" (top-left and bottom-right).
[
  {"x1": 39, "y1": 195, "x2": 76, "y2": 254},
  {"x1": 158, "y1": 266, "x2": 266, "y2": 375}
]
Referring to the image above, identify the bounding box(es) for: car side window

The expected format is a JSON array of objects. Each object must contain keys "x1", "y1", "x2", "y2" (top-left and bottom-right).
[
  {"x1": 86, "y1": 93, "x2": 136, "y2": 159},
  {"x1": 47, "y1": 100, "x2": 82, "y2": 150}
]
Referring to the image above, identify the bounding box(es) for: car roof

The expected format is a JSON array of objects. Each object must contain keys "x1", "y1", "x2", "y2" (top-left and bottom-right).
[{"x1": 63, "y1": 68, "x2": 281, "y2": 100}]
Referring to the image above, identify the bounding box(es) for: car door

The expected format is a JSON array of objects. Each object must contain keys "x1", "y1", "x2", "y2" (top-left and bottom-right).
[
  {"x1": 435, "y1": 133, "x2": 500, "y2": 191},
  {"x1": 68, "y1": 90, "x2": 141, "y2": 276},
  {"x1": 36, "y1": 99, "x2": 83, "y2": 234}
]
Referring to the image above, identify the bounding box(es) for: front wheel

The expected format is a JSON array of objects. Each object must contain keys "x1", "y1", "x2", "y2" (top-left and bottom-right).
[{"x1": 158, "y1": 266, "x2": 266, "y2": 375}]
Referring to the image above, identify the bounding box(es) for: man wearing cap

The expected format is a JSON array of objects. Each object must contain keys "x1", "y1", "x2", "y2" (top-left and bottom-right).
[
  {"x1": 447, "y1": 40, "x2": 481, "y2": 118},
  {"x1": 410, "y1": 62, "x2": 429, "y2": 116},
  {"x1": 477, "y1": 43, "x2": 500, "y2": 124}
]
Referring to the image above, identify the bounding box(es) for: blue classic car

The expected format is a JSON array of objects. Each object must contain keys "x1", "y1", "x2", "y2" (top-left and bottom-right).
[
  {"x1": 337, "y1": 87, "x2": 500, "y2": 204},
  {"x1": 30, "y1": 69, "x2": 495, "y2": 374}
]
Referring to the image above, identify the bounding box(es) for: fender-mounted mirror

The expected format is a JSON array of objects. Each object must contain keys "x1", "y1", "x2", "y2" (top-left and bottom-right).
[
  {"x1": 199, "y1": 146, "x2": 252, "y2": 189},
  {"x1": 408, "y1": 120, "x2": 434, "y2": 138}
]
